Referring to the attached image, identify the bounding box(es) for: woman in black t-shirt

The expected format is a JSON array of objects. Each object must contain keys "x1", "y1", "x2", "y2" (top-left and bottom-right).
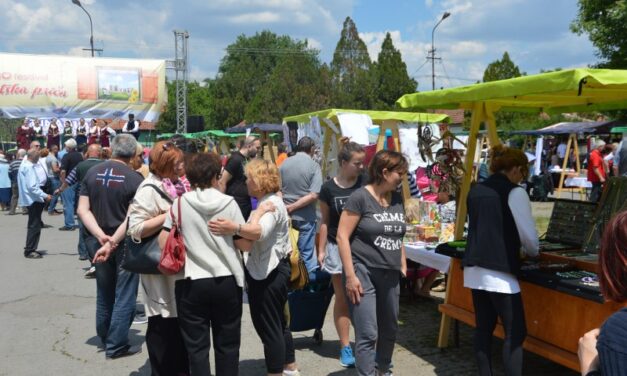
[
  {"x1": 318, "y1": 141, "x2": 365, "y2": 368},
  {"x1": 337, "y1": 150, "x2": 408, "y2": 376}
]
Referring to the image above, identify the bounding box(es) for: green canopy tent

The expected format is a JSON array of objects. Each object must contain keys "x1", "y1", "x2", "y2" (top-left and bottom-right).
[
  {"x1": 284, "y1": 109, "x2": 449, "y2": 199},
  {"x1": 397, "y1": 68, "x2": 627, "y2": 238},
  {"x1": 397, "y1": 68, "x2": 627, "y2": 362}
]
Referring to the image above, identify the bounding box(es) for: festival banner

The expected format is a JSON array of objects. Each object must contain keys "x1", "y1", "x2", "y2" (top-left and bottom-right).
[{"x1": 0, "y1": 53, "x2": 167, "y2": 122}]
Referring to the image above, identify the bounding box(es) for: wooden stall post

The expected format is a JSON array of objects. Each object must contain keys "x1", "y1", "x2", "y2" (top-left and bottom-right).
[
  {"x1": 438, "y1": 102, "x2": 485, "y2": 348},
  {"x1": 321, "y1": 124, "x2": 333, "y2": 179},
  {"x1": 556, "y1": 134, "x2": 574, "y2": 198}
]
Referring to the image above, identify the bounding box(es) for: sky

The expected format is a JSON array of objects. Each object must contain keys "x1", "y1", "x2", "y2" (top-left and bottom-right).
[{"x1": 0, "y1": 0, "x2": 598, "y2": 90}]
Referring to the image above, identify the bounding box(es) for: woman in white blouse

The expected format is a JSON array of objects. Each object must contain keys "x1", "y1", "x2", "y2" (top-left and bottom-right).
[
  {"x1": 158, "y1": 151, "x2": 247, "y2": 376},
  {"x1": 462, "y1": 144, "x2": 539, "y2": 376},
  {"x1": 209, "y1": 159, "x2": 300, "y2": 376},
  {"x1": 127, "y1": 141, "x2": 189, "y2": 375}
]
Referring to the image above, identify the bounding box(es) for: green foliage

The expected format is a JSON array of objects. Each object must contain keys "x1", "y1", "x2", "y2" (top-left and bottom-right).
[
  {"x1": 157, "y1": 80, "x2": 214, "y2": 133},
  {"x1": 158, "y1": 21, "x2": 420, "y2": 131},
  {"x1": 373, "y1": 32, "x2": 418, "y2": 109},
  {"x1": 571, "y1": 0, "x2": 627, "y2": 68},
  {"x1": 210, "y1": 31, "x2": 318, "y2": 129},
  {"x1": 482, "y1": 52, "x2": 522, "y2": 82},
  {"x1": 330, "y1": 17, "x2": 376, "y2": 109},
  {"x1": 246, "y1": 54, "x2": 331, "y2": 123},
  {"x1": 0, "y1": 118, "x2": 20, "y2": 147}
]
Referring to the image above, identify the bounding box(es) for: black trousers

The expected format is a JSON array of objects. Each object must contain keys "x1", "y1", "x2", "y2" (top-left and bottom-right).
[
  {"x1": 25, "y1": 201, "x2": 45, "y2": 255},
  {"x1": 471, "y1": 289, "x2": 527, "y2": 376},
  {"x1": 175, "y1": 276, "x2": 242, "y2": 376},
  {"x1": 246, "y1": 259, "x2": 295, "y2": 374},
  {"x1": 590, "y1": 182, "x2": 603, "y2": 203},
  {"x1": 146, "y1": 315, "x2": 189, "y2": 376}
]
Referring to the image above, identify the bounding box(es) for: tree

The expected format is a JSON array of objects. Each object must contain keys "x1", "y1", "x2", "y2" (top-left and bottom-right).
[
  {"x1": 210, "y1": 31, "x2": 318, "y2": 129},
  {"x1": 245, "y1": 54, "x2": 331, "y2": 123},
  {"x1": 482, "y1": 52, "x2": 522, "y2": 82},
  {"x1": 571, "y1": 0, "x2": 627, "y2": 68},
  {"x1": 156, "y1": 80, "x2": 214, "y2": 133},
  {"x1": 482, "y1": 52, "x2": 529, "y2": 130},
  {"x1": 330, "y1": 17, "x2": 376, "y2": 109},
  {"x1": 373, "y1": 32, "x2": 417, "y2": 109}
]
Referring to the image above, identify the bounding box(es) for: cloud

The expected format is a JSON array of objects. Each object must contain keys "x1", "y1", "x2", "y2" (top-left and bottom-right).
[
  {"x1": 449, "y1": 41, "x2": 487, "y2": 57},
  {"x1": 229, "y1": 11, "x2": 282, "y2": 24}
]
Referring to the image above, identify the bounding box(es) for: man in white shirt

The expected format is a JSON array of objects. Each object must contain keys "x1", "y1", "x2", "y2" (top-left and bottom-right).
[
  {"x1": 122, "y1": 114, "x2": 140, "y2": 140},
  {"x1": 18, "y1": 148, "x2": 52, "y2": 259}
]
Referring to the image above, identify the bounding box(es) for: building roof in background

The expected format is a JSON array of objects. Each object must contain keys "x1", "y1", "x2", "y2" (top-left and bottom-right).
[{"x1": 427, "y1": 109, "x2": 465, "y2": 124}]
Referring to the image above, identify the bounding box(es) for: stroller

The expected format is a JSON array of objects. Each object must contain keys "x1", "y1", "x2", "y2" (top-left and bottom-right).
[{"x1": 287, "y1": 272, "x2": 334, "y2": 345}]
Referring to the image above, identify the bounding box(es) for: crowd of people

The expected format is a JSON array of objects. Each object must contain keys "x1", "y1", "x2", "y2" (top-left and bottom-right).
[
  {"x1": 5, "y1": 128, "x2": 413, "y2": 376},
  {"x1": 4, "y1": 124, "x2": 627, "y2": 376}
]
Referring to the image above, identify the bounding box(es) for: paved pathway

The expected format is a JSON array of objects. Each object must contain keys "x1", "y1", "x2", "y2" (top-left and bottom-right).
[{"x1": 0, "y1": 209, "x2": 577, "y2": 375}]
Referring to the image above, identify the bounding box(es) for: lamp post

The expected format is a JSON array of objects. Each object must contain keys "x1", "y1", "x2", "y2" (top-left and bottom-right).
[
  {"x1": 430, "y1": 11, "x2": 451, "y2": 90},
  {"x1": 71, "y1": 0, "x2": 95, "y2": 57}
]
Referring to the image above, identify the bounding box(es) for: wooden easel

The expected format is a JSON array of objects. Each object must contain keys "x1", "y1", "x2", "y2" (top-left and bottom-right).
[{"x1": 556, "y1": 133, "x2": 583, "y2": 198}]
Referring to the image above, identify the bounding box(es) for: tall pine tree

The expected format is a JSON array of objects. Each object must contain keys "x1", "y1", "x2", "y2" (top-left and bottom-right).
[
  {"x1": 374, "y1": 32, "x2": 417, "y2": 109},
  {"x1": 482, "y1": 51, "x2": 522, "y2": 82},
  {"x1": 330, "y1": 17, "x2": 376, "y2": 109}
]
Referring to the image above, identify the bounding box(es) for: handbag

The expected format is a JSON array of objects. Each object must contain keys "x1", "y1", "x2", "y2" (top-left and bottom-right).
[
  {"x1": 158, "y1": 197, "x2": 186, "y2": 275},
  {"x1": 288, "y1": 222, "x2": 309, "y2": 290},
  {"x1": 121, "y1": 184, "x2": 173, "y2": 274}
]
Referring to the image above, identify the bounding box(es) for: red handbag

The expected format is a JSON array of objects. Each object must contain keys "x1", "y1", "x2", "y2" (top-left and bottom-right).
[{"x1": 158, "y1": 197, "x2": 186, "y2": 275}]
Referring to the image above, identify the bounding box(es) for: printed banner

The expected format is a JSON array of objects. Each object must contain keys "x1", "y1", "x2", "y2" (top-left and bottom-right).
[{"x1": 0, "y1": 53, "x2": 167, "y2": 122}]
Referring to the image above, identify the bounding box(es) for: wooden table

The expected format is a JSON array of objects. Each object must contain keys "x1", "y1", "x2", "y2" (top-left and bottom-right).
[{"x1": 437, "y1": 257, "x2": 624, "y2": 372}]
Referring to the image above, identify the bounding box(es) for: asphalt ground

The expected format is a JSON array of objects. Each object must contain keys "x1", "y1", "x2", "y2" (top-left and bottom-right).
[{"x1": 0, "y1": 205, "x2": 577, "y2": 375}]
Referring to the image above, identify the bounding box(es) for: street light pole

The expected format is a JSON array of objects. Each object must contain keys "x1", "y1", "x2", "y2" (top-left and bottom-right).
[
  {"x1": 430, "y1": 12, "x2": 451, "y2": 90},
  {"x1": 71, "y1": 0, "x2": 95, "y2": 57}
]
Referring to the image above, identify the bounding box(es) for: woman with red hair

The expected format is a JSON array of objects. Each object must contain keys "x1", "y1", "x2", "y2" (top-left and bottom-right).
[
  {"x1": 127, "y1": 141, "x2": 190, "y2": 375},
  {"x1": 578, "y1": 211, "x2": 627, "y2": 376}
]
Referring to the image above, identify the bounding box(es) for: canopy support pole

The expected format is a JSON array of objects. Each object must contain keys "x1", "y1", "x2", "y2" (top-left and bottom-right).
[
  {"x1": 321, "y1": 125, "x2": 333, "y2": 179},
  {"x1": 439, "y1": 102, "x2": 485, "y2": 348},
  {"x1": 375, "y1": 120, "x2": 411, "y2": 201},
  {"x1": 556, "y1": 134, "x2": 574, "y2": 198}
]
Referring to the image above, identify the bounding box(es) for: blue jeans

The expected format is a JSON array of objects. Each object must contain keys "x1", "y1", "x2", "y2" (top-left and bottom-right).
[
  {"x1": 47, "y1": 177, "x2": 61, "y2": 213},
  {"x1": 291, "y1": 220, "x2": 319, "y2": 274},
  {"x1": 87, "y1": 235, "x2": 139, "y2": 357},
  {"x1": 77, "y1": 219, "x2": 88, "y2": 260},
  {"x1": 61, "y1": 184, "x2": 76, "y2": 228}
]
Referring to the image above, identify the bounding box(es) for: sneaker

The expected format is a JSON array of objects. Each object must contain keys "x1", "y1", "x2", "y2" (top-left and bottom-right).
[
  {"x1": 376, "y1": 370, "x2": 393, "y2": 376},
  {"x1": 59, "y1": 226, "x2": 76, "y2": 231},
  {"x1": 84, "y1": 266, "x2": 96, "y2": 279},
  {"x1": 132, "y1": 312, "x2": 148, "y2": 325},
  {"x1": 339, "y1": 345, "x2": 355, "y2": 368},
  {"x1": 282, "y1": 369, "x2": 300, "y2": 376}
]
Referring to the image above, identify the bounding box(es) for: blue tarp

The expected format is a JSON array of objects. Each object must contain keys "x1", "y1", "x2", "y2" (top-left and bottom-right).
[{"x1": 512, "y1": 120, "x2": 623, "y2": 136}]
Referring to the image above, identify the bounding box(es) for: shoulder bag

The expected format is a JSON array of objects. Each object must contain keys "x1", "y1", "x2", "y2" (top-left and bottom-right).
[
  {"x1": 288, "y1": 221, "x2": 309, "y2": 290},
  {"x1": 121, "y1": 184, "x2": 173, "y2": 274},
  {"x1": 158, "y1": 197, "x2": 186, "y2": 275}
]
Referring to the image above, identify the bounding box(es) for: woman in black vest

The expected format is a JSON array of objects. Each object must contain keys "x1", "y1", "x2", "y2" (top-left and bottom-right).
[{"x1": 463, "y1": 144, "x2": 539, "y2": 376}]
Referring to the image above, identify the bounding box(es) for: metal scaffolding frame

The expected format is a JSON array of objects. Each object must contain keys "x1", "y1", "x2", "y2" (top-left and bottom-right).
[{"x1": 169, "y1": 30, "x2": 189, "y2": 134}]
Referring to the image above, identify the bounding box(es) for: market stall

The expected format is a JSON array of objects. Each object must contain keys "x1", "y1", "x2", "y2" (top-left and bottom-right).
[
  {"x1": 283, "y1": 109, "x2": 450, "y2": 201},
  {"x1": 514, "y1": 120, "x2": 621, "y2": 198},
  {"x1": 397, "y1": 68, "x2": 627, "y2": 372},
  {"x1": 225, "y1": 123, "x2": 285, "y2": 162}
]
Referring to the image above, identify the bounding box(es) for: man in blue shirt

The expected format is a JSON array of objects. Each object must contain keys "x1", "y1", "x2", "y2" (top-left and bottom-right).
[{"x1": 18, "y1": 148, "x2": 52, "y2": 258}]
